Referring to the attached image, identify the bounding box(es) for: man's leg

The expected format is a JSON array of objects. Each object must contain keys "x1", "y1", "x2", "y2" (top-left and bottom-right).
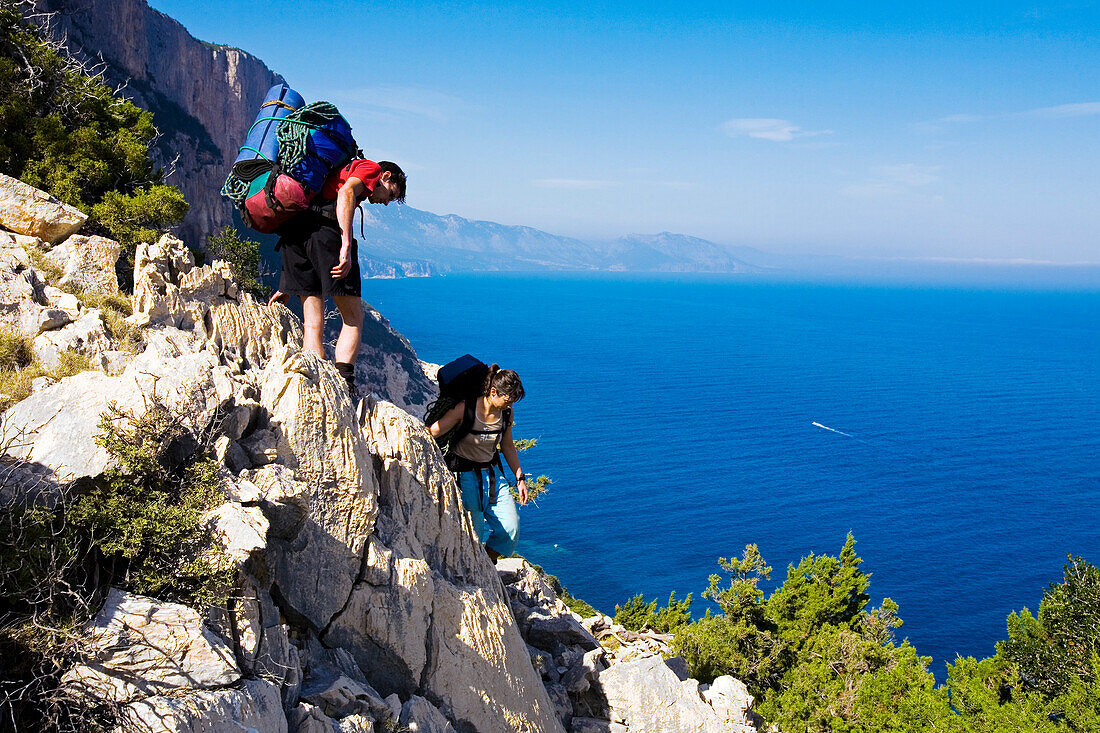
[
  {"x1": 331, "y1": 295, "x2": 362, "y2": 396},
  {"x1": 331, "y1": 295, "x2": 363, "y2": 365},
  {"x1": 301, "y1": 295, "x2": 325, "y2": 358}
]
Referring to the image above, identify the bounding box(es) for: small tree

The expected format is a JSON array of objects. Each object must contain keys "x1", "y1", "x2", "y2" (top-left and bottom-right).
[{"x1": 204, "y1": 225, "x2": 269, "y2": 298}]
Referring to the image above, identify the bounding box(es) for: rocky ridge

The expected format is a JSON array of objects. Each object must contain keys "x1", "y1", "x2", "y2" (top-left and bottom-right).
[{"x1": 0, "y1": 177, "x2": 760, "y2": 732}]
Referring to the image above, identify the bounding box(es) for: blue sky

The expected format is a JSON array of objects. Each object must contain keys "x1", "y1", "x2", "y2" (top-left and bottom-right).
[{"x1": 150, "y1": 1, "x2": 1099, "y2": 262}]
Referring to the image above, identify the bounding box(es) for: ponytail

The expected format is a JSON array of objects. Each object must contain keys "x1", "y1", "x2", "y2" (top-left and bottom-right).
[{"x1": 482, "y1": 363, "x2": 525, "y2": 402}]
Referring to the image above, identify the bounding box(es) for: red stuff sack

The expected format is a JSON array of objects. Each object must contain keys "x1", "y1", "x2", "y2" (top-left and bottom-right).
[{"x1": 240, "y1": 169, "x2": 312, "y2": 234}]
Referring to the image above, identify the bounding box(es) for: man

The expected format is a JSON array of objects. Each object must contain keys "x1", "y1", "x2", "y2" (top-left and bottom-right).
[{"x1": 268, "y1": 159, "x2": 407, "y2": 398}]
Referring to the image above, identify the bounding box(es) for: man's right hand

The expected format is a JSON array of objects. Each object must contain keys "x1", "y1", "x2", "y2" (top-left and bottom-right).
[{"x1": 268, "y1": 290, "x2": 289, "y2": 307}]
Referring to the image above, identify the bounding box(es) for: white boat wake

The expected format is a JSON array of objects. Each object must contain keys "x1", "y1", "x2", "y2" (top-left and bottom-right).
[{"x1": 812, "y1": 421, "x2": 855, "y2": 438}]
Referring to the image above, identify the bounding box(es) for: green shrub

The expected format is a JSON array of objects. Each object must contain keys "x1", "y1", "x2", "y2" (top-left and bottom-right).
[
  {"x1": 204, "y1": 225, "x2": 269, "y2": 298},
  {"x1": 0, "y1": 398, "x2": 231, "y2": 730},
  {"x1": 0, "y1": 7, "x2": 188, "y2": 276},
  {"x1": 614, "y1": 591, "x2": 692, "y2": 633}
]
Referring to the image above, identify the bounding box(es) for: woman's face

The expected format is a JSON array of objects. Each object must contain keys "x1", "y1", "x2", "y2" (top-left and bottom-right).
[{"x1": 489, "y1": 388, "x2": 514, "y2": 409}]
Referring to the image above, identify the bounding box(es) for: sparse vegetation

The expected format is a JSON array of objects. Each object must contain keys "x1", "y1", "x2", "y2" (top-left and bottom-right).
[
  {"x1": 0, "y1": 398, "x2": 230, "y2": 731},
  {"x1": 0, "y1": 326, "x2": 93, "y2": 412},
  {"x1": 614, "y1": 591, "x2": 693, "y2": 634}
]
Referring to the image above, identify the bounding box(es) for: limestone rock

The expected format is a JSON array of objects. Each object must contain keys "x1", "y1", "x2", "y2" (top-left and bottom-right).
[
  {"x1": 30, "y1": 375, "x2": 56, "y2": 392},
  {"x1": 527, "y1": 609, "x2": 600, "y2": 651},
  {"x1": 299, "y1": 666, "x2": 389, "y2": 721},
  {"x1": 597, "y1": 654, "x2": 756, "y2": 733},
  {"x1": 45, "y1": 233, "x2": 122, "y2": 294},
  {"x1": 700, "y1": 676, "x2": 756, "y2": 730},
  {"x1": 0, "y1": 332, "x2": 228, "y2": 488},
  {"x1": 115, "y1": 678, "x2": 287, "y2": 733},
  {"x1": 287, "y1": 702, "x2": 338, "y2": 733},
  {"x1": 206, "y1": 501, "x2": 268, "y2": 565},
  {"x1": 0, "y1": 232, "x2": 50, "y2": 335},
  {"x1": 0, "y1": 172, "x2": 87, "y2": 243},
  {"x1": 100, "y1": 349, "x2": 135, "y2": 376},
  {"x1": 214, "y1": 435, "x2": 251, "y2": 474},
  {"x1": 63, "y1": 588, "x2": 239, "y2": 704},
  {"x1": 22, "y1": 306, "x2": 72, "y2": 334},
  {"x1": 31, "y1": 308, "x2": 111, "y2": 369},
  {"x1": 570, "y1": 718, "x2": 626, "y2": 733},
  {"x1": 400, "y1": 696, "x2": 457, "y2": 733},
  {"x1": 42, "y1": 284, "x2": 81, "y2": 316},
  {"x1": 336, "y1": 714, "x2": 374, "y2": 732},
  {"x1": 316, "y1": 400, "x2": 564, "y2": 733},
  {"x1": 259, "y1": 347, "x2": 377, "y2": 631},
  {"x1": 131, "y1": 234, "x2": 195, "y2": 328},
  {"x1": 241, "y1": 426, "x2": 278, "y2": 466}
]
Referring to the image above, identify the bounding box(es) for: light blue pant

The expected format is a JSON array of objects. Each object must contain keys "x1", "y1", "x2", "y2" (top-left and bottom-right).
[{"x1": 456, "y1": 467, "x2": 519, "y2": 557}]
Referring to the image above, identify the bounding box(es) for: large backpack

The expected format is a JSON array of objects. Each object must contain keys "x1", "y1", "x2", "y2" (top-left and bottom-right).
[
  {"x1": 424, "y1": 355, "x2": 512, "y2": 464},
  {"x1": 221, "y1": 84, "x2": 360, "y2": 234}
]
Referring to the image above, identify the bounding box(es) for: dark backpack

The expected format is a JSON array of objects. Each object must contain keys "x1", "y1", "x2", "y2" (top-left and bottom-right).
[{"x1": 424, "y1": 355, "x2": 512, "y2": 463}]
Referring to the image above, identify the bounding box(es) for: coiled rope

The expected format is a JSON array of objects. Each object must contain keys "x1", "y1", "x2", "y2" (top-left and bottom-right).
[{"x1": 221, "y1": 101, "x2": 350, "y2": 206}]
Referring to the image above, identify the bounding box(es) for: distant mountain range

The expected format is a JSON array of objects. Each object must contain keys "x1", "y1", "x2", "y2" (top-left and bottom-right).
[{"x1": 355, "y1": 204, "x2": 760, "y2": 276}]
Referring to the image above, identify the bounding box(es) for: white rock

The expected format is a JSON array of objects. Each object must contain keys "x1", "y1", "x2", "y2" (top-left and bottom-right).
[
  {"x1": 31, "y1": 375, "x2": 56, "y2": 392},
  {"x1": 400, "y1": 695, "x2": 457, "y2": 733},
  {"x1": 116, "y1": 678, "x2": 287, "y2": 732},
  {"x1": 46, "y1": 233, "x2": 122, "y2": 294},
  {"x1": 240, "y1": 426, "x2": 278, "y2": 466},
  {"x1": 0, "y1": 172, "x2": 87, "y2": 243},
  {"x1": 206, "y1": 501, "x2": 268, "y2": 564},
  {"x1": 63, "y1": 588, "x2": 239, "y2": 704},
  {"x1": 41, "y1": 284, "x2": 81, "y2": 315},
  {"x1": 100, "y1": 349, "x2": 135, "y2": 376},
  {"x1": 31, "y1": 308, "x2": 110, "y2": 369},
  {"x1": 596, "y1": 654, "x2": 756, "y2": 733}
]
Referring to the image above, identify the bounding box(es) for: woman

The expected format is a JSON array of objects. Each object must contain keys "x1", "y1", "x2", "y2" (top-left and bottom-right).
[{"x1": 429, "y1": 365, "x2": 528, "y2": 560}]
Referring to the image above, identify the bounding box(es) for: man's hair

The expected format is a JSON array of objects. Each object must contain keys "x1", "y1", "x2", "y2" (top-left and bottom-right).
[{"x1": 377, "y1": 161, "x2": 407, "y2": 202}]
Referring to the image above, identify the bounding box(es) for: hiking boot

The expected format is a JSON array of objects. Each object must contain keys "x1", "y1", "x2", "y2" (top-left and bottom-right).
[{"x1": 336, "y1": 362, "x2": 358, "y2": 401}]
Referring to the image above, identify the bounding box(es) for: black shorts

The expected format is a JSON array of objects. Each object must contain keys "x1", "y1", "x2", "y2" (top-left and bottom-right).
[{"x1": 276, "y1": 215, "x2": 362, "y2": 298}]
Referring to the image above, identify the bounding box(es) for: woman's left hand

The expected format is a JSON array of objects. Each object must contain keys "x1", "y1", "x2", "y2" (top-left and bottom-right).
[{"x1": 517, "y1": 478, "x2": 528, "y2": 505}]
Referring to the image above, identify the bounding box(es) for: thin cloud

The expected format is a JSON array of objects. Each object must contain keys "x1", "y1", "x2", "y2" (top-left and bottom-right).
[
  {"x1": 915, "y1": 101, "x2": 1100, "y2": 131},
  {"x1": 532, "y1": 179, "x2": 619, "y2": 190},
  {"x1": 1025, "y1": 102, "x2": 1100, "y2": 118},
  {"x1": 722, "y1": 118, "x2": 833, "y2": 142},
  {"x1": 841, "y1": 164, "x2": 941, "y2": 198}
]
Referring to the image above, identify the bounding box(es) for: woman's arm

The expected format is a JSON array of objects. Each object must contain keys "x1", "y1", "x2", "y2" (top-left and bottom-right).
[
  {"x1": 499, "y1": 421, "x2": 528, "y2": 505},
  {"x1": 429, "y1": 403, "x2": 465, "y2": 438}
]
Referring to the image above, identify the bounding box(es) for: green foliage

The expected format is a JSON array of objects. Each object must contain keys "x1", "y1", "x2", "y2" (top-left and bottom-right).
[
  {"x1": 998, "y1": 557, "x2": 1100, "y2": 698},
  {"x1": 614, "y1": 591, "x2": 692, "y2": 633},
  {"x1": 1, "y1": 398, "x2": 229, "y2": 730},
  {"x1": 89, "y1": 186, "x2": 189, "y2": 251},
  {"x1": 0, "y1": 7, "x2": 187, "y2": 263},
  {"x1": 511, "y1": 434, "x2": 552, "y2": 502},
  {"x1": 204, "y1": 225, "x2": 269, "y2": 298},
  {"x1": 661, "y1": 541, "x2": 1100, "y2": 732}
]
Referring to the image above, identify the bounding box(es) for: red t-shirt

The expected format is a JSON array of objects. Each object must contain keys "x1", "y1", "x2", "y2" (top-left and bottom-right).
[{"x1": 320, "y1": 159, "x2": 382, "y2": 200}]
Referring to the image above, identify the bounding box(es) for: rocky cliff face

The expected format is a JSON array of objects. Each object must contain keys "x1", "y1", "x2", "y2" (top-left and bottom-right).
[
  {"x1": 0, "y1": 177, "x2": 760, "y2": 731},
  {"x1": 28, "y1": 0, "x2": 283, "y2": 247}
]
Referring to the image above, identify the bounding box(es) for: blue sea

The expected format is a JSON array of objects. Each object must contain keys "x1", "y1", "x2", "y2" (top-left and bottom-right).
[{"x1": 366, "y1": 273, "x2": 1100, "y2": 677}]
